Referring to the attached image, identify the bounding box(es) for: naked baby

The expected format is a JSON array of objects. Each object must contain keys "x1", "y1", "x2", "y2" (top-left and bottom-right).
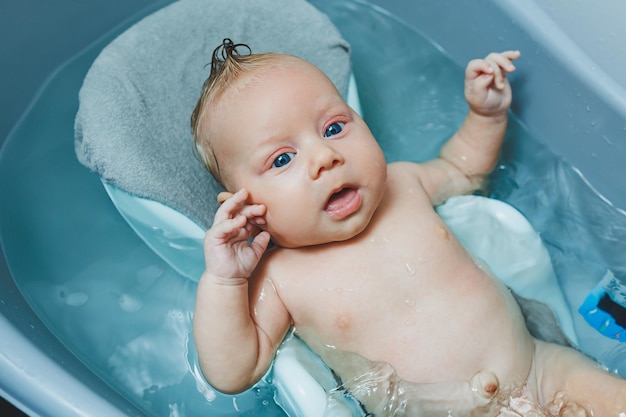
[{"x1": 191, "y1": 39, "x2": 626, "y2": 416}]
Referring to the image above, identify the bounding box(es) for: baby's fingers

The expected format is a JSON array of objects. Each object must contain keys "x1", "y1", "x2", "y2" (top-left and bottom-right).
[
  {"x1": 486, "y1": 50, "x2": 520, "y2": 72},
  {"x1": 238, "y1": 202, "x2": 267, "y2": 226},
  {"x1": 213, "y1": 188, "x2": 249, "y2": 223},
  {"x1": 467, "y1": 51, "x2": 520, "y2": 90},
  {"x1": 249, "y1": 230, "x2": 271, "y2": 258},
  {"x1": 209, "y1": 214, "x2": 249, "y2": 242},
  {"x1": 214, "y1": 188, "x2": 266, "y2": 225},
  {"x1": 466, "y1": 58, "x2": 494, "y2": 80},
  {"x1": 499, "y1": 50, "x2": 522, "y2": 62},
  {"x1": 485, "y1": 50, "x2": 520, "y2": 89}
]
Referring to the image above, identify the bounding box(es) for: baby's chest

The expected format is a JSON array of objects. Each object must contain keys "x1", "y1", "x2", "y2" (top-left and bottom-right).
[{"x1": 276, "y1": 214, "x2": 485, "y2": 333}]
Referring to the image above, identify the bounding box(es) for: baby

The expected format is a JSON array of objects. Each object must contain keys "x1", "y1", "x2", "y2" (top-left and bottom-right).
[{"x1": 191, "y1": 39, "x2": 626, "y2": 416}]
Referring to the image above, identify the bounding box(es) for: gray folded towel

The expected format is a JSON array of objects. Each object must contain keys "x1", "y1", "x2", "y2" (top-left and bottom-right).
[{"x1": 75, "y1": 0, "x2": 351, "y2": 229}]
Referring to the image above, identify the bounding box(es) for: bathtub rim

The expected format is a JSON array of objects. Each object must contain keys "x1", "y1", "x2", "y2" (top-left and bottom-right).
[
  {"x1": 0, "y1": 1, "x2": 177, "y2": 415},
  {"x1": 0, "y1": 250, "x2": 148, "y2": 417}
]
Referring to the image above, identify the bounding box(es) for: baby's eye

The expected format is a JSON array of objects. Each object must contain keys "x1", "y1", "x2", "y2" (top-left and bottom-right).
[
  {"x1": 272, "y1": 152, "x2": 295, "y2": 168},
  {"x1": 324, "y1": 122, "x2": 345, "y2": 138}
]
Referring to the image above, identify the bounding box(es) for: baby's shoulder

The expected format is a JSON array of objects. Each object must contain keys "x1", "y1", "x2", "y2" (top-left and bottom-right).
[
  {"x1": 387, "y1": 161, "x2": 423, "y2": 182},
  {"x1": 252, "y1": 244, "x2": 338, "y2": 292},
  {"x1": 386, "y1": 161, "x2": 429, "y2": 194},
  {"x1": 387, "y1": 160, "x2": 417, "y2": 172},
  {"x1": 254, "y1": 244, "x2": 313, "y2": 277}
]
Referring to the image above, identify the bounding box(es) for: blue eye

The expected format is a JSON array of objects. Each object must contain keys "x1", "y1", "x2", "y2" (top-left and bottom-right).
[
  {"x1": 324, "y1": 122, "x2": 345, "y2": 138},
  {"x1": 272, "y1": 152, "x2": 295, "y2": 168}
]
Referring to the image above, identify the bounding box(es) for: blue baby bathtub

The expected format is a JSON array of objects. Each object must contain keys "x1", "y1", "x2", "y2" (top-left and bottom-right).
[{"x1": 2, "y1": 0, "x2": 626, "y2": 416}]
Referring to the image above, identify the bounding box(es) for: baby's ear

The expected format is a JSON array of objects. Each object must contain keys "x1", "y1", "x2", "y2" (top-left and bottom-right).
[{"x1": 217, "y1": 191, "x2": 234, "y2": 205}]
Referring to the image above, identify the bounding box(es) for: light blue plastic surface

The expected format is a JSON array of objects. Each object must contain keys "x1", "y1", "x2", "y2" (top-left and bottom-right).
[{"x1": 1, "y1": 0, "x2": 626, "y2": 416}]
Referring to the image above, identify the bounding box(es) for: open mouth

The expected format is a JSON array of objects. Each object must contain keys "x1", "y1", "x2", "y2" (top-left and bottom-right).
[{"x1": 324, "y1": 187, "x2": 362, "y2": 219}]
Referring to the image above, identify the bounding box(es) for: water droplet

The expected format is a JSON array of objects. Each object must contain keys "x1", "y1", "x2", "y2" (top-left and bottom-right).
[
  {"x1": 118, "y1": 294, "x2": 143, "y2": 312},
  {"x1": 170, "y1": 310, "x2": 184, "y2": 320},
  {"x1": 405, "y1": 262, "x2": 416, "y2": 275},
  {"x1": 65, "y1": 292, "x2": 88, "y2": 307},
  {"x1": 232, "y1": 397, "x2": 240, "y2": 411},
  {"x1": 136, "y1": 265, "x2": 163, "y2": 287}
]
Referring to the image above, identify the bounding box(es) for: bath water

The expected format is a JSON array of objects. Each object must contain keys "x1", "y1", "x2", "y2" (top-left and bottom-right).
[{"x1": 1, "y1": 0, "x2": 625, "y2": 416}]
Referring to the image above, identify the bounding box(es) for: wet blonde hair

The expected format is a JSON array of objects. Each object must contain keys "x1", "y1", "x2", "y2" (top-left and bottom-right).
[{"x1": 191, "y1": 39, "x2": 290, "y2": 186}]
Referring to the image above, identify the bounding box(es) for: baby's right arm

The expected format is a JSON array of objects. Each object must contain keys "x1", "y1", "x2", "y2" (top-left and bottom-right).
[
  {"x1": 193, "y1": 189, "x2": 290, "y2": 393},
  {"x1": 412, "y1": 51, "x2": 520, "y2": 205}
]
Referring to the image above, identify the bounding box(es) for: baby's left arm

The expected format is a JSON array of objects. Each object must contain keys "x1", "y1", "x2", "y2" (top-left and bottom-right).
[{"x1": 415, "y1": 50, "x2": 520, "y2": 205}]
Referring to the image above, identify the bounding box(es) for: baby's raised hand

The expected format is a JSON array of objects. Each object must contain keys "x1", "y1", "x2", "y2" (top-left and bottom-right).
[
  {"x1": 203, "y1": 189, "x2": 270, "y2": 283},
  {"x1": 464, "y1": 50, "x2": 520, "y2": 117}
]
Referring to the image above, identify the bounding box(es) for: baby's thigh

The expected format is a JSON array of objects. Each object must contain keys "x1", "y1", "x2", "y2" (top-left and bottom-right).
[{"x1": 534, "y1": 340, "x2": 626, "y2": 415}]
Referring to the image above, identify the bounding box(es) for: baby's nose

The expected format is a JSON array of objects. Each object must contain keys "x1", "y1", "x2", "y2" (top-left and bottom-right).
[{"x1": 308, "y1": 143, "x2": 344, "y2": 179}]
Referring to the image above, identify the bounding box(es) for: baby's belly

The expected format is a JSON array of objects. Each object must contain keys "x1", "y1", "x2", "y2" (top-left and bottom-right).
[
  {"x1": 295, "y1": 260, "x2": 536, "y2": 391},
  {"x1": 391, "y1": 274, "x2": 534, "y2": 386}
]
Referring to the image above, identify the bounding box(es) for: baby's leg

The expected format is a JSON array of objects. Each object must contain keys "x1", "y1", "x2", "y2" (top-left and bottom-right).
[{"x1": 534, "y1": 340, "x2": 626, "y2": 416}]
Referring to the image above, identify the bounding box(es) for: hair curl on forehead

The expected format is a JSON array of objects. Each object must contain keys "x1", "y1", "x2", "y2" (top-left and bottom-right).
[
  {"x1": 191, "y1": 39, "x2": 285, "y2": 186},
  {"x1": 209, "y1": 38, "x2": 252, "y2": 78}
]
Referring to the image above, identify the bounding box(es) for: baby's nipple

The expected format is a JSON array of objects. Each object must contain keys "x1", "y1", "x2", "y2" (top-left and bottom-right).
[
  {"x1": 335, "y1": 314, "x2": 351, "y2": 330},
  {"x1": 437, "y1": 225, "x2": 449, "y2": 240}
]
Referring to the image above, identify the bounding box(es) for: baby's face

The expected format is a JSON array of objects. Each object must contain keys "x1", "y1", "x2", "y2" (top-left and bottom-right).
[{"x1": 206, "y1": 59, "x2": 387, "y2": 248}]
